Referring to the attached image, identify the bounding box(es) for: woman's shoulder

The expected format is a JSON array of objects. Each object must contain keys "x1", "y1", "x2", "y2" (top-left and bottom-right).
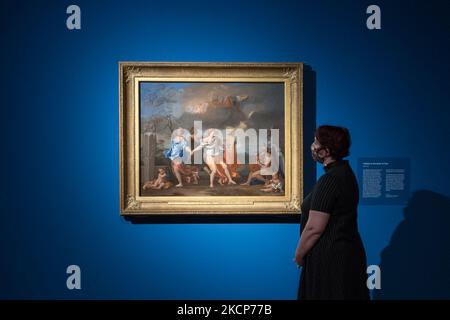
[{"x1": 316, "y1": 172, "x2": 342, "y2": 189}]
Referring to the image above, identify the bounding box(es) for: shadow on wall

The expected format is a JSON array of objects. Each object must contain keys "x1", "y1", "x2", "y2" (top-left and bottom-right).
[
  {"x1": 374, "y1": 190, "x2": 450, "y2": 299},
  {"x1": 302, "y1": 65, "x2": 317, "y2": 195}
]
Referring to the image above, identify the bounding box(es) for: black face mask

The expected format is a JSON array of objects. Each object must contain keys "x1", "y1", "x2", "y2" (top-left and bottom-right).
[{"x1": 311, "y1": 147, "x2": 325, "y2": 164}]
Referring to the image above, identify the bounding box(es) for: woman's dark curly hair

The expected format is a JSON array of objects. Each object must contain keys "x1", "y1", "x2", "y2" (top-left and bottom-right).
[{"x1": 315, "y1": 125, "x2": 351, "y2": 160}]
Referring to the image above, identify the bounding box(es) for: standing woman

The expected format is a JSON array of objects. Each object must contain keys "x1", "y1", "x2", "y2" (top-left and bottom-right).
[{"x1": 294, "y1": 125, "x2": 369, "y2": 300}]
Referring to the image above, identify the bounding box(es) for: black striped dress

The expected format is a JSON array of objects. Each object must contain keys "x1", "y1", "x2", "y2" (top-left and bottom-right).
[{"x1": 298, "y1": 159, "x2": 370, "y2": 300}]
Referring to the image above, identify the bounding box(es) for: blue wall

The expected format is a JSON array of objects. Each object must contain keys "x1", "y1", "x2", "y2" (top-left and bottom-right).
[{"x1": 1, "y1": 0, "x2": 449, "y2": 299}]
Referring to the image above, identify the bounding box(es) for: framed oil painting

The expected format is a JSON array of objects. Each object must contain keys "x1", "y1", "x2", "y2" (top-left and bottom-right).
[{"x1": 120, "y1": 62, "x2": 303, "y2": 215}]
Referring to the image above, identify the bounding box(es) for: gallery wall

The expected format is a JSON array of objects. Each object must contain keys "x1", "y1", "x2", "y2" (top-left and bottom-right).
[{"x1": 1, "y1": 0, "x2": 449, "y2": 299}]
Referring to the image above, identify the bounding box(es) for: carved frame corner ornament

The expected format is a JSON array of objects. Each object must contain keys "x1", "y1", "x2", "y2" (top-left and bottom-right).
[
  {"x1": 283, "y1": 67, "x2": 299, "y2": 84},
  {"x1": 125, "y1": 66, "x2": 143, "y2": 83},
  {"x1": 286, "y1": 196, "x2": 301, "y2": 211}
]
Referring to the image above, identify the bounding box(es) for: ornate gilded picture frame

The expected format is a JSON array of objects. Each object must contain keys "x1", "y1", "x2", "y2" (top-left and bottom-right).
[{"x1": 120, "y1": 62, "x2": 303, "y2": 216}]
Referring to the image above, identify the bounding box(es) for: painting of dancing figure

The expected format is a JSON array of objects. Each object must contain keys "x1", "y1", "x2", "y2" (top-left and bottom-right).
[{"x1": 139, "y1": 82, "x2": 285, "y2": 196}]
